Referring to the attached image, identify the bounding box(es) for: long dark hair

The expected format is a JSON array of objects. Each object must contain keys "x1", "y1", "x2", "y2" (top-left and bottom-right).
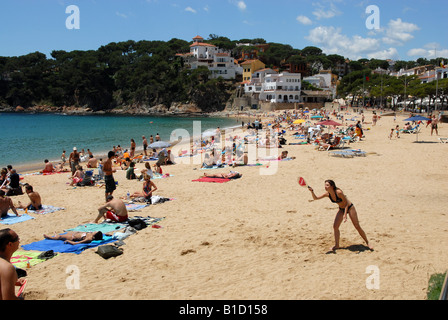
[{"x1": 325, "y1": 179, "x2": 338, "y2": 191}]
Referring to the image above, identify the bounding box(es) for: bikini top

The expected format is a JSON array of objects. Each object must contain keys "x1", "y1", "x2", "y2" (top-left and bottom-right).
[{"x1": 329, "y1": 191, "x2": 343, "y2": 203}]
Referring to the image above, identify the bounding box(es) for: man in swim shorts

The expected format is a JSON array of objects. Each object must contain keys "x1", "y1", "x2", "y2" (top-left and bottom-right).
[
  {"x1": 103, "y1": 151, "x2": 117, "y2": 201},
  {"x1": 94, "y1": 195, "x2": 128, "y2": 223},
  {"x1": 17, "y1": 185, "x2": 42, "y2": 211}
]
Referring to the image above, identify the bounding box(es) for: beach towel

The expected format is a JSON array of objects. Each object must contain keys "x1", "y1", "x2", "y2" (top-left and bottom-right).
[
  {"x1": 19, "y1": 205, "x2": 65, "y2": 215},
  {"x1": 21, "y1": 235, "x2": 116, "y2": 254},
  {"x1": 11, "y1": 250, "x2": 57, "y2": 269},
  {"x1": 129, "y1": 216, "x2": 165, "y2": 227},
  {"x1": 192, "y1": 177, "x2": 231, "y2": 183},
  {"x1": 0, "y1": 213, "x2": 34, "y2": 225},
  {"x1": 65, "y1": 222, "x2": 126, "y2": 233},
  {"x1": 125, "y1": 203, "x2": 149, "y2": 211}
]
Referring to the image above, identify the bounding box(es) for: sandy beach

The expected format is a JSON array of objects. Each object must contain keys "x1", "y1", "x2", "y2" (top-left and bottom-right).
[{"x1": 4, "y1": 107, "x2": 448, "y2": 300}]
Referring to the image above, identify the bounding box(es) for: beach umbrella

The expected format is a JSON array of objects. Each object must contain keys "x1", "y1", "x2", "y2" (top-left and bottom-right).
[
  {"x1": 404, "y1": 115, "x2": 430, "y2": 122},
  {"x1": 317, "y1": 120, "x2": 342, "y2": 127},
  {"x1": 149, "y1": 141, "x2": 171, "y2": 149},
  {"x1": 403, "y1": 116, "x2": 430, "y2": 142},
  {"x1": 293, "y1": 119, "x2": 306, "y2": 124},
  {"x1": 311, "y1": 115, "x2": 323, "y2": 119}
]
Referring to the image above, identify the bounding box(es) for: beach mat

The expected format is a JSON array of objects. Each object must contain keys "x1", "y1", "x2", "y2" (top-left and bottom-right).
[
  {"x1": 19, "y1": 205, "x2": 65, "y2": 215},
  {"x1": 126, "y1": 203, "x2": 149, "y2": 211},
  {"x1": 21, "y1": 235, "x2": 116, "y2": 254},
  {"x1": 0, "y1": 213, "x2": 34, "y2": 225},
  {"x1": 192, "y1": 177, "x2": 231, "y2": 183},
  {"x1": 11, "y1": 250, "x2": 58, "y2": 269},
  {"x1": 65, "y1": 223, "x2": 126, "y2": 233}
]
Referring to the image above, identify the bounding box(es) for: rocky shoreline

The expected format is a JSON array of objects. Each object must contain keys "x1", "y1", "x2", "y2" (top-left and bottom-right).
[{"x1": 0, "y1": 102, "x2": 231, "y2": 117}]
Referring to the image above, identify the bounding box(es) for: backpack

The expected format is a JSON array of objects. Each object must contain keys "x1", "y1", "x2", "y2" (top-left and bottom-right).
[
  {"x1": 96, "y1": 245, "x2": 123, "y2": 259},
  {"x1": 128, "y1": 218, "x2": 147, "y2": 230}
]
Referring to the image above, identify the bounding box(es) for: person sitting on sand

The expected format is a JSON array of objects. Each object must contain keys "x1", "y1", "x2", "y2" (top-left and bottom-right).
[
  {"x1": 202, "y1": 171, "x2": 242, "y2": 179},
  {"x1": 129, "y1": 174, "x2": 157, "y2": 202},
  {"x1": 139, "y1": 162, "x2": 154, "y2": 180},
  {"x1": 44, "y1": 231, "x2": 103, "y2": 245},
  {"x1": 40, "y1": 159, "x2": 55, "y2": 174},
  {"x1": 69, "y1": 165, "x2": 84, "y2": 186},
  {"x1": 278, "y1": 150, "x2": 296, "y2": 160},
  {"x1": 0, "y1": 190, "x2": 20, "y2": 218},
  {"x1": 86, "y1": 155, "x2": 98, "y2": 168},
  {"x1": 0, "y1": 169, "x2": 22, "y2": 196},
  {"x1": 94, "y1": 195, "x2": 128, "y2": 223},
  {"x1": 307, "y1": 180, "x2": 372, "y2": 252},
  {"x1": 17, "y1": 184, "x2": 42, "y2": 211},
  {"x1": 126, "y1": 162, "x2": 137, "y2": 180}
]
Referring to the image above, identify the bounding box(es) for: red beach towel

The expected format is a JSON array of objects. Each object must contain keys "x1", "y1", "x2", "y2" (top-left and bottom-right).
[{"x1": 192, "y1": 177, "x2": 231, "y2": 183}]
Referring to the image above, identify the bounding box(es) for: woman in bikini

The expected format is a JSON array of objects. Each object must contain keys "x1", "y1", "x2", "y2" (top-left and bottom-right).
[
  {"x1": 308, "y1": 180, "x2": 372, "y2": 252},
  {"x1": 44, "y1": 231, "x2": 103, "y2": 245},
  {"x1": 130, "y1": 174, "x2": 157, "y2": 202}
]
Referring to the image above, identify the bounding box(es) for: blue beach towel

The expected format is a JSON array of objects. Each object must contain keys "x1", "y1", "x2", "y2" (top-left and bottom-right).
[
  {"x1": 21, "y1": 235, "x2": 116, "y2": 254},
  {"x1": 0, "y1": 213, "x2": 35, "y2": 225}
]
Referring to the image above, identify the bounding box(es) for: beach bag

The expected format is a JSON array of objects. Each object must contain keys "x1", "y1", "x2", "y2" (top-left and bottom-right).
[
  {"x1": 96, "y1": 245, "x2": 123, "y2": 259},
  {"x1": 128, "y1": 218, "x2": 147, "y2": 230}
]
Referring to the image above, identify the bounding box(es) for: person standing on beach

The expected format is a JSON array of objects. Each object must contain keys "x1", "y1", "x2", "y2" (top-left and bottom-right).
[
  {"x1": 69, "y1": 147, "x2": 80, "y2": 175},
  {"x1": 61, "y1": 150, "x2": 66, "y2": 167},
  {"x1": 307, "y1": 180, "x2": 372, "y2": 252},
  {"x1": 0, "y1": 228, "x2": 26, "y2": 300},
  {"x1": 130, "y1": 139, "x2": 136, "y2": 158},
  {"x1": 431, "y1": 115, "x2": 438, "y2": 136},
  {"x1": 142, "y1": 136, "x2": 148, "y2": 156},
  {"x1": 103, "y1": 151, "x2": 117, "y2": 201}
]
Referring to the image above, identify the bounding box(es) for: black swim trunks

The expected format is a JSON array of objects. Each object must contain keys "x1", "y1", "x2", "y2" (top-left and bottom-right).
[
  {"x1": 105, "y1": 175, "x2": 116, "y2": 193},
  {"x1": 27, "y1": 204, "x2": 43, "y2": 211}
]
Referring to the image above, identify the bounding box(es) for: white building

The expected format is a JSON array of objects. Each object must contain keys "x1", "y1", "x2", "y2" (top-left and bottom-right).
[
  {"x1": 176, "y1": 36, "x2": 242, "y2": 80},
  {"x1": 258, "y1": 72, "x2": 302, "y2": 103},
  {"x1": 244, "y1": 68, "x2": 277, "y2": 95}
]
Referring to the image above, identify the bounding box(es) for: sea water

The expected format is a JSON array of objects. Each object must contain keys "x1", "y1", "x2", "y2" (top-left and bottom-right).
[{"x1": 0, "y1": 112, "x2": 241, "y2": 170}]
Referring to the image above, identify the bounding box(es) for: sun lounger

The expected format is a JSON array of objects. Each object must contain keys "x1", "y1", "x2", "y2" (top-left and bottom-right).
[
  {"x1": 439, "y1": 138, "x2": 448, "y2": 143},
  {"x1": 328, "y1": 150, "x2": 355, "y2": 158}
]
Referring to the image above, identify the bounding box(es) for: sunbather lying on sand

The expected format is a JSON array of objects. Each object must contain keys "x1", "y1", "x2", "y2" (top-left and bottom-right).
[
  {"x1": 44, "y1": 231, "x2": 104, "y2": 245},
  {"x1": 202, "y1": 171, "x2": 242, "y2": 179}
]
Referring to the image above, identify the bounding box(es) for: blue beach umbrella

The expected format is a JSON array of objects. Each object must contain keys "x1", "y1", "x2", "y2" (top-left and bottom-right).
[
  {"x1": 404, "y1": 115, "x2": 430, "y2": 122},
  {"x1": 403, "y1": 116, "x2": 430, "y2": 142}
]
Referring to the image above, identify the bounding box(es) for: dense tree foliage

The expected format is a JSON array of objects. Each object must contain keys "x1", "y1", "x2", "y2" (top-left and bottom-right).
[{"x1": 1, "y1": 36, "x2": 446, "y2": 112}]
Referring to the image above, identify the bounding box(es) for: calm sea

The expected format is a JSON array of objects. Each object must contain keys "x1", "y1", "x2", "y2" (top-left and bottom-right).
[{"x1": 0, "y1": 112, "x2": 240, "y2": 170}]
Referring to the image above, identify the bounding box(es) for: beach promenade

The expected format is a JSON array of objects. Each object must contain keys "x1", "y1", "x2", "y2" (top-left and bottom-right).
[{"x1": 3, "y1": 108, "x2": 448, "y2": 300}]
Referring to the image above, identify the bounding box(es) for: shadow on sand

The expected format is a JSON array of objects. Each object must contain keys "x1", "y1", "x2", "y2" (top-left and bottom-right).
[{"x1": 325, "y1": 244, "x2": 374, "y2": 254}]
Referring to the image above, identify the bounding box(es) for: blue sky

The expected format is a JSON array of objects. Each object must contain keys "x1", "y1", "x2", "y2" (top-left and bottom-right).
[{"x1": 0, "y1": 0, "x2": 447, "y2": 61}]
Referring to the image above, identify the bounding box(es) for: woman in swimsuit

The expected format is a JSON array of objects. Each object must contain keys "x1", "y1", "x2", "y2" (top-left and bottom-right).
[
  {"x1": 44, "y1": 231, "x2": 103, "y2": 245},
  {"x1": 308, "y1": 180, "x2": 372, "y2": 252},
  {"x1": 130, "y1": 174, "x2": 157, "y2": 201}
]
